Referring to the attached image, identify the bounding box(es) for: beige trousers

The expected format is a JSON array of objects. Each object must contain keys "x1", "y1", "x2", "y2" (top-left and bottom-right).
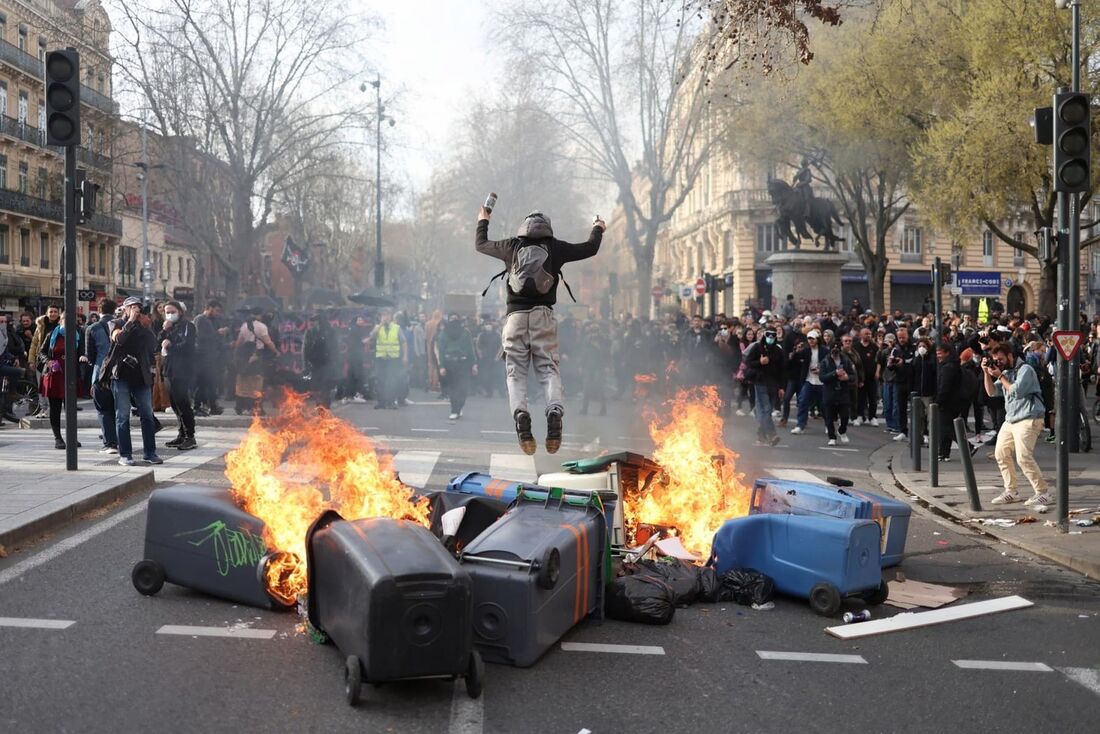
[
  {"x1": 501, "y1": 307, "x2": 562, "y2": 417},
  {"x1": 993, "y1": 418, "x2": 1049, "y2": 495}
]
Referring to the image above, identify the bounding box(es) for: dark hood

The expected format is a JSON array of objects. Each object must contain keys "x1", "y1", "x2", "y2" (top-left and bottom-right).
[{"x1": 516, "y1": 212, "x2": 554, "y2": 239}]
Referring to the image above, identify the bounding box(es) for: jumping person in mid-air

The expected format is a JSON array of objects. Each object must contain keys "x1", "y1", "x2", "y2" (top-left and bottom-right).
[{"x1": 476, "y1": 198, "x2": 604, "y2": 454}]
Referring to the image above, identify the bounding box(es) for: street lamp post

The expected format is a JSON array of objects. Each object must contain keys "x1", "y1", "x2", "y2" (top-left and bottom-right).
[
  {"x1": 131, "y1": 123, "x2": 165, "y2": 305},
  {"x1": 363, "y1": 78, "x2": 394, "y2": 291}
]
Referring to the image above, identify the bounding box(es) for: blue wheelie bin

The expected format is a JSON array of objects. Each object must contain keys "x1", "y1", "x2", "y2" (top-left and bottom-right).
[
  {"x1": 708, "y1": 514, "x2": 887, "y2": 616},
  {"x1": 749, "y1": 478, "x2": 912, "y2": 567}
]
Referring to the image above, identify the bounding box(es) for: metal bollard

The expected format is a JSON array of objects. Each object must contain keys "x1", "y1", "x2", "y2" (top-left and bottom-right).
[
  {"x1": 954, "y1": 417, "x2": 982, "y2": 511},
  {"x1": 929, "y1": 402, "x2": 940, "y2": 488},
  {"x1": 910, "y1": 393, "x2": 923, "y2": 472}
]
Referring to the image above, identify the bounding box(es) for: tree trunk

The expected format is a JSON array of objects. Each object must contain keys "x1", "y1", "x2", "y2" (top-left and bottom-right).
[
  {"x1": 635, "y1": 257, "x2": 654, "y2": 319},
  {"x1": 867, "y1": 261, "x2": 887, "y2": 314},
  {"x1": 1038, "y1": 259, "x2": 1057, "y2": 318}
]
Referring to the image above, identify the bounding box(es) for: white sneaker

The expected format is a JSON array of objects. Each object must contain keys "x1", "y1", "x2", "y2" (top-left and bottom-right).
[
  {"x1": 790, "y1": 426, "x2": 803, "y2": 434},
  {"x1": 852, "y1": 417, "x2": 864, "y2": 427},
  {"x1": 990, "y1": 491, "x2": 1020, "y2": 505},
  {"x1": 772, "y1": 410, "x2": 781, "y2": 418},
  {"x1": 827, "y1": 439, "x2": 837, "y2": 446},
  {"x1": 1024, "y1": 492, "x2": 1054, "y2": 507},
  {"x1": 893, "y1": 432, "x2": 908, "y2": 442},
  {"x1": 448, "y1": 413, "x2": 459, "y2": 421},
  {"x1": 840, "y1": 434, "x2": 850, "y2": 444},
  {"x1": 735, "y1": 409, "x2": 747, "y2": 416},
  {"x1": 869, "y1": 418, "x2": 880, "y2": 427}
]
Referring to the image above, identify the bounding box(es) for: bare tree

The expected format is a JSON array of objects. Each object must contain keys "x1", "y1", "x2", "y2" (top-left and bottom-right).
[
  {"x1": 687, "y1": 0, "x2": 844, "y2": 71},
  {"x1": 503, "y1": 0, "x2": 723, "y2": 308},
  {"x1": 113, "y1": 0, "x2": 374, "y2": 300}
]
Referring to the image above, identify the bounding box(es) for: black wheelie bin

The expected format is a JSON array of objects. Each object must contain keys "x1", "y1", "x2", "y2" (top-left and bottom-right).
[
  {"x1": 131, "y1": 484, "x2": 295, "y2": 610},
  {"x1": 459, "y1": 487, "x2": 608, "y2": 667},
  {"x1": 305, "y1": 511, "x2": 484, "y2": 706}
]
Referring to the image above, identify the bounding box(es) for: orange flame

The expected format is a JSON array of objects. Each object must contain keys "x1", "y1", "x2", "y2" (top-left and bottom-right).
[
  {"x1": 623, "y1": 386, "x2": 749, "y2": 557},
  {"x1": 224, "y1": 391, "x2": 429, "y2": 603}
]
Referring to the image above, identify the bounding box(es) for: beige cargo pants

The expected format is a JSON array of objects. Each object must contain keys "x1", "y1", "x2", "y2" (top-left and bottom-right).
[
  {"x1": 502, "y1": 306, "x2": 563, "y2": 417},
  {"x1": 993, "y1": 417, "x2": 1049, "y2": 495}
]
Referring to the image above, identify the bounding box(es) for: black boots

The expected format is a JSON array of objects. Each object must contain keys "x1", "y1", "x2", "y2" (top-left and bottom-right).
[
  {"x1": 166, "y1": 429, "x2": 186, "y2": 448},
  {"x1": 177, "y1": 434, "x2": 197, "y2": 451},
  {"x1": 514, "y1": 410, "x2": 536, "y2": 456},
  {"x1": 545, "y1": 410, "x2": 563, "y2": 455}
]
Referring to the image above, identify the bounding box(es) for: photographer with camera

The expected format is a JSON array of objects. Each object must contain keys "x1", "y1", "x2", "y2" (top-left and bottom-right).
[
  {"x1": 107, "y1": 297, "x2": 161, "y2": 466},
  {"x1": 983, "y1": 343, "x2": 1050, "y2": 506}
]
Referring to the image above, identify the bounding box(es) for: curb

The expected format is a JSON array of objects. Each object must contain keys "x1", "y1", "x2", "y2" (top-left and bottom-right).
[
  {"x1": 870, "y1": 443, "x2": 1100, "y2": 581},
  {"x1": 18, "y1": 415, "x2": 256, "y2": 430},
  {"x1": 0, "y1": 470, "x2": 156, "y2": 551}
]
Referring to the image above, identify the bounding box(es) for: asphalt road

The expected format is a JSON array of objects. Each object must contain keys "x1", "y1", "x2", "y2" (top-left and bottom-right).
[{"x1": 1, "y1": 388, "x2": 1099, "y2": 733}]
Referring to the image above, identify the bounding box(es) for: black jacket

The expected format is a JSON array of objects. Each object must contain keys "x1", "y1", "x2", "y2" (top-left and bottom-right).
[
  {"x1": 853, "y1": 340, "x2": 878, "y2": 382},
  {"x1": 912, "y1": 351, "x2": 937, "y2": 397},
  {"x1": 162, "y1": 320, "x2": 197, "y2": 379},
  {"x1": 112, "y1": 320, "x2": 157, "y2": 387},
  {"x1": 936, "y1": 354, "x2": 963, "y2": 410},
  {"x1": 476, "y1": 217, "x2": 602, "y2": 314},
  {"x1": 821, "y1": 352, "x2": 857, "y2": 405},
  {"x1": 745, "y1": 340, "x2": 786, "y2": 386},
  {"x1": 791, "y1": 344, "x2": 830, "y2": 385}
]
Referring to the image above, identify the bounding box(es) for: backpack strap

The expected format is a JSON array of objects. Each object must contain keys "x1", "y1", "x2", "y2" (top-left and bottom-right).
[
  {"x1": 558, "y1": 269, "x2": 577, "y2": 303},
  {"x1": 481, "y1": 270, "x2": 507, "y2": 297}
]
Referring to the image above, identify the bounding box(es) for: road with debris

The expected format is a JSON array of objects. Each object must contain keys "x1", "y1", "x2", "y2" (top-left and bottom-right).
[{"x1": 1, "y1": 392, "x2": 1098, "y2": 733}]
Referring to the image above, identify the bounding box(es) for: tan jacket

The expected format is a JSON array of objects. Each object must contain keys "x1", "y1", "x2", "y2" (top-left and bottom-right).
[{"x1": 28, "y1": 315, "x2": 59, "y2": 367}]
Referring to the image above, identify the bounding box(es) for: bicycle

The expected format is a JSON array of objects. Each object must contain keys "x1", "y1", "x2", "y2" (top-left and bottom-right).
[{"x1": 1, "y1": 366, "x2": 40, "y2": 422}]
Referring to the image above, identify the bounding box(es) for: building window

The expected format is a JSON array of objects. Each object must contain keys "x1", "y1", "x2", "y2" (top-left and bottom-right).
[
  {"x1": 187, "y1": 259, "x2": 193, "y2": 284},
  {"x1": 982, "y1": 230, "x2": 995, "y2": 266},
  {"x1": 18, "y1": 229, "x2": 29, "y2": 267},
  {"x1": 0, "y1": 18, "x2": 7, "y2": 43},
  {"x1": 901, "y1": 225, "x2": 923, "y2": 263},
  {"x1": 167, "y1": 254, "x2": 172, "y2": 280},
  {"x1": 755, "y1": 223, "x2": 780, "y2": 254},
  {"x1": 18, "y1": 162, "x2": 27, "y2": 194},
  {"x1": 0, "y1": 82, "x2": 7, "y2": 119},
  {"x1": 0, "y1": 225, "x2": 7, "y2": 264},
  {"x1": 17, "y1": 28, "x2": 26, "y2": 53},
  {"x1": 36, "y1": 167, "x2": 46, "y2": 199},
  {"x1": 98, "y1": 244, "x2": 106, "y2": 276},
  {"x1": 17, "y1": 90, "x2": 26, "y2": 125},
  {"x1": 1013, "y1": 231, "x2": 1026, "y2": 267},
  {"x1": 178, "y1": 256, "x2": 184, "y2": 281},
  {"x1": 119, "y1": 246, "x2": 137, "y2": 288},
  {"x1": 723, "y1": 230, "x2": 733, "y2": 268},
  {"x1": 39, "y1": 232, "x2": 49, "y2": 269},
  {"x1": 88, "y1": 242, "x2": 96, "y2": 274},
  {"x1": 37, "y1": 103, "x2": 44, "y2": 142},
  {"x1": 0, "y1": 155, "x2": 7, "y2": 189},
  {"x1": 86, "y1": 123, "x2": 94, "y2": 152}
]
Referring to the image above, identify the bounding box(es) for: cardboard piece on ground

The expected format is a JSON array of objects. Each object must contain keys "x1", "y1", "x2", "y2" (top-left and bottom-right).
[
  {"x1": 826, "y1": 595, "x2": 1033, "y2": 639},
  {"x1": 654, "y1": 536, "x2": 701, "y2": 562},
  {"x1": 886, "y1": 578, "x2": 968, "y2": 610}
]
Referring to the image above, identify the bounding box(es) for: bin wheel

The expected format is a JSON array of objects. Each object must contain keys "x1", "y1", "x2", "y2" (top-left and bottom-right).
[
  {"x1": 344, "y1": 655, "x2": 362, "y2": 706},
  {"x1": 465, "y1": 650, "x2": 484, "y2": 699},
  {"x1": 131, "y1": 560, "x2": 166, "y2": 596},
  {"x1": 864, "y1": 580, "x2": 890, "y2": 606},
  {"x1": 537, "y1": 548, "x2": 560, "y2": 590},
  {"x1": 809, "y1": 583, "x2": 842, "y2": 617}
]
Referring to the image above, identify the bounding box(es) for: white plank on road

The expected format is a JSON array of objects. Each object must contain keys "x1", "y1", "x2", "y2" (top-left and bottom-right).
[
  {"x1": 392, "y1": 450, "x2": 442, "y2": 489},
  {"x1": 756, "y1": 650, "x2": 867, "y2": 664},
  {"x1": 156, "y1": 625, "x2": 276, "y2": 639},
  {"x1": 561, "y1": 642, "x2": 665, "y2": 655},
  {"x1": 952, "y1": 660, "x2": 1052, "y2": 672},
  {"x1": 0, "y1": 617, "x2": 75, "y2": 630},
  {"x1": 489, "y1": 453, "x2": 537, "y2": 484}
]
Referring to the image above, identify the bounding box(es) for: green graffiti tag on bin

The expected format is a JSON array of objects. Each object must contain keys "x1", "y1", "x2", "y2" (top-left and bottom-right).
[{"x1": 176, "y1": 521, "x2": 268, "y2": 576}]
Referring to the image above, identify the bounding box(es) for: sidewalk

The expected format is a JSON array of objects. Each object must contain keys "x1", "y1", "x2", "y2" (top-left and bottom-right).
[
  {"x1": 18, "y1": 399, "x2": 255, "y2": 430},
  {"x1": 0, "y1": 423, "x2": 248, "y2": 552},
  {"x1": 871, "y1": 434, "x2": 1100, "y2": 580}
]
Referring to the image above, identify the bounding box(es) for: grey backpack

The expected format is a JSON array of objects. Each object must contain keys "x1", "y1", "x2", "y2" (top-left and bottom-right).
[{"x1": 508, "y1": 240, "x2": 556, "y2": 297}]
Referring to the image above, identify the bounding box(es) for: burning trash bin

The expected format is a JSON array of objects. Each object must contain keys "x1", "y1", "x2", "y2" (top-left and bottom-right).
[
  {"x1": 748, "y1": 477, "x2": 912, "y2": 567},
  {"x1": 459, "y1": 487, "x2": 608, "y2": 667},
  {"x1": 131, "y1": 485, "x2": 296, "y2": 610},
  {"x1": 708, "y1": 514, "x2": 887, "y2": 617},
  {"x1": 305, "y1": 511, "x2": 483, "y2": 706}
]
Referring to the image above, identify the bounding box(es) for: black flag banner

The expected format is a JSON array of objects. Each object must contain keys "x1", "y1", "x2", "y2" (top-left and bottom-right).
[{"x1": 281, "y1": 236, "x2": 310, "y2": 277}]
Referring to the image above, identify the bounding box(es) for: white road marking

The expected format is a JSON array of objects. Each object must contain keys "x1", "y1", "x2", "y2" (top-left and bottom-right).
[
  {"x1": 392, "y1": 450, "x2": 442, "y2": 489},
  {"x1": 765, "y1": 469, "x2": 826, "y2": 484},
  {"x1": 447, "y1": 678, "x2": 484, "y2": 734},
  {"x1": 818, "y1": 447, "x2": 860, "y2": 452},
  {"x1": 560, "y1": 642, "x2": 665, "y2": 655},
  {"x1": 156, "y1": 625, "x2": 276, "y2": 639},
  {"x1": 0, "y1": 617, "x2": 75, "y2": 630},
  {"x1": 578, "y1": 730, "x2": 593, "y2": 734},
  {"x1": 1061, "y1": 667, "x2": 1100, "y2": 697},
  {"x1": 411, "y1": 428, "x2": 450, "y2": 433},
  {"x1": 952, "y1": 660, "x2": 1052, "y2": 672},
  {"x1": 481, "y1": 430, "x2": 514, "y2": 435},
  {"x1": 0, "y1": 500, "x2": 148, "y2": 587},
  {"x1": 756, "y1": 651, "x2": 867, "y2": 664},
  {"x1": 489, "y1": 453, "x2": 538, "y2": 483}
]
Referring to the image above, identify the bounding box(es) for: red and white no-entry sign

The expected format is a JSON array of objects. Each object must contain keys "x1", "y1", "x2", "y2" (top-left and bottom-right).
[
  {"x1": 652, "y1": 285, "x2": 664, "y2": 299},
  {"x1": 695, "y1": 278, "x2": 707, "y2": 296},
  {"x1": 1052, "y1": 331, "x2": 1085, "y2": 362}
]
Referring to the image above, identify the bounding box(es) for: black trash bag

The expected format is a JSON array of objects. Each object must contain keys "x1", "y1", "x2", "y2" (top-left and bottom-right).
[
  {"x1": 606, "y1": 574, "x2": 676, "y2": 625},
  {"x1": 718, "y1": 567, "x2": 775, "y2": 606},
  {"x1": 630, "y1": 559, "x2": 702, "y2": 606},
  {"x1": 425, "y1": 492, "x2": 508, "y2": 552},
  {"x1": 696, "y1": 566, "x2": 720, "y2": 603}
]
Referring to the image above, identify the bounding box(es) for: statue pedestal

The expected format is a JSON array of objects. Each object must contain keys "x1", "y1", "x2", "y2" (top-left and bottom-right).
[{"x1": 765, "y1": 250, "x2": 847, "y2": 314}]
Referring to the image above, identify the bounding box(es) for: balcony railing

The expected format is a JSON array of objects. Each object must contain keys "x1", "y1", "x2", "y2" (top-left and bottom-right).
[
  {"x1": 77, "y1": 146, "x2": 112, "y2": 171},
  {"x1": 0, "y1": 38, "x2": 118, "y2": 114},
  {"x1": 0, "y1": 188, "x2": 121, "y2": 236},
  {"x1": 900, "y1": 251, "x2": 924, "y2": 264},
  {"x1": 0, "y1": 114, "x2": 111, "y2": 171}
]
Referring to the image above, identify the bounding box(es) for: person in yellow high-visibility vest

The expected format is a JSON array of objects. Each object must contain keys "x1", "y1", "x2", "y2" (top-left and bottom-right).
[
  {"x1": 978, "y1": 297, "x2": 989, "y2": 325},
  {"x1": 366, "y1": 308, "x2": 407, "y2": 409}
]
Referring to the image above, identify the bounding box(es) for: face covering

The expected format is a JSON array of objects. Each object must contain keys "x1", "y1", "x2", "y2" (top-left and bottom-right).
[
  {"x1": 765, "y1": 336, "x2": 776, "y2": 345},
  {"x1": 917, "y1": 346, "x2": 928, "y2": 357},
  {"x1": 166, "y1": 313, "x2": 180, "y2": 323}
]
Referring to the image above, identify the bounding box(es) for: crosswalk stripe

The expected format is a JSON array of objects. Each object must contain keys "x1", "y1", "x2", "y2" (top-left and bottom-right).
[
  {"x1": 561, "y1": 642, "x2": 665, "y2": 655},
  {"x1": 953, "y1": 660, "x2": 1052, "y2": 672},
  {"x1": 392, "y1": 450, "x2": 442, "y2": 489},
  {"x1": 1061, "y1": 667, "x2": 1100, "y2": 697},
  {"x1": 489, "y1": 453, "x2": 538, "y2": 483},
  {"x1": 156, "y1": 625, "x2": 276, "y2": 639},
  {"x1": 757, "y1": 651, "x2": 867, "y2": 664},
  {"x1": 0, "y1": 617, "x2": 75, "y2": 630},
  {"x1": 765, "y1": 468, "x2": 826, "y2": 484}
]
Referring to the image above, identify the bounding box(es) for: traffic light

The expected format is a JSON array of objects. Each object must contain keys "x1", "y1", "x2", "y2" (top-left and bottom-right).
[
  {"x1": 80, "y1": 177, "x2": 100, "y2": 221},
  {"x1": 1032, "y1": 106, "x2": 1053, "y2": 145},
  {"x1": 1053, "y1": 91, "x2": 1091, "y2": 193},
  {"x1": 933, "y1": 261, "x2": 951, "y2": 284},
  {"x1": 44, "y1": 49, "x2": 80, "y2": 146},
  {"x1": 703, "y1": 273, "x2": 713, "y2": 294}
]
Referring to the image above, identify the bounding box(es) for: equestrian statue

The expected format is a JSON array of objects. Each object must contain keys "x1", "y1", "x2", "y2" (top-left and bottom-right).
[{"x1": 766, "y1": 157, "x2": 844, "y2": 251}]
